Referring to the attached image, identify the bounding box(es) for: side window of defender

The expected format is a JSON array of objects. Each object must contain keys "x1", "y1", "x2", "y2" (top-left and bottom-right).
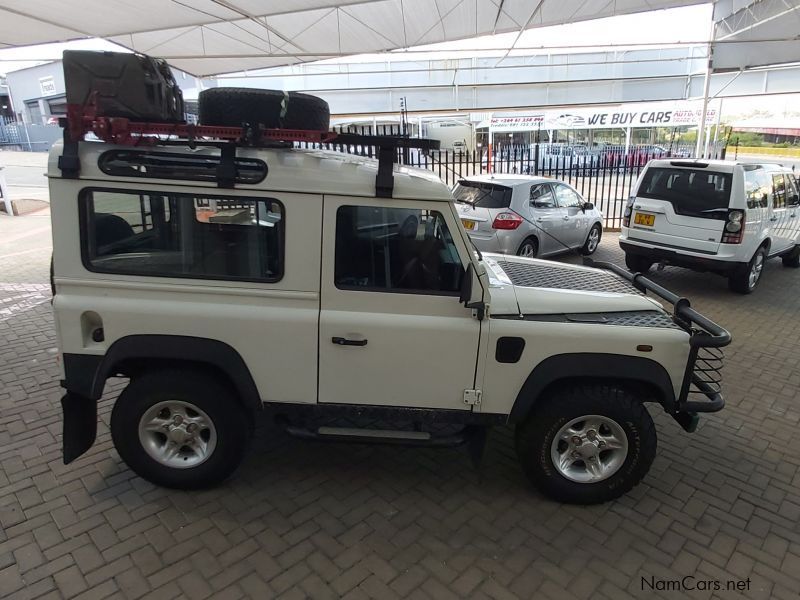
[
  {"x1": 81, "y1": 189, "x2": 284, "y2": 282},
  {"x1": 334, "y1": 206, "x2": 463, "y2": 294}
]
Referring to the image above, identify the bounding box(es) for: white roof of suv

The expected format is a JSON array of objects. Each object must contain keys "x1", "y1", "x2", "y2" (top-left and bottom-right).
[
  {"x1": 460, "y1": 174, "x2": 553, "y2": 188},
  {"x1": 48, "y1": 142, "x2": 454, "y2": 201},
  {"x1": 645, "y1": 159, "x2": 793, "y2": 174}
]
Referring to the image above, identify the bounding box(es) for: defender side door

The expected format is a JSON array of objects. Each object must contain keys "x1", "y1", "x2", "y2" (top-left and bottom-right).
[{"x1": 318, "y1": 197, "x2": 482, "y2": 410}]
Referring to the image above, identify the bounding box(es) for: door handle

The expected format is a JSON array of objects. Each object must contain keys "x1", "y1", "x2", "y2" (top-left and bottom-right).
[
  {"x1": 562, "y1": 215, "x2": 570, "y2": 221},
  {"x1": 332, "y1": 337, "x2": 368, "y2": 347},
  {"x1": 769, "y1": 217, "x2": 778, "y2": 222},
  {"x1": 536, "y1": 217, "x2": 544, "y2": 222}
]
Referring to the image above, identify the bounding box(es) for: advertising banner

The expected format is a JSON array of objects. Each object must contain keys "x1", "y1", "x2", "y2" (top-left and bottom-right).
[{"x1": 488, "y1": 102, "x2": 717, "y2": 132}]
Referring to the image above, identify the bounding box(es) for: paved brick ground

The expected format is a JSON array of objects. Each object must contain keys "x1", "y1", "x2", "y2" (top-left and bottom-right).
[{"x1": 2, "y1": 211, "x2": 799, "y2": 600}]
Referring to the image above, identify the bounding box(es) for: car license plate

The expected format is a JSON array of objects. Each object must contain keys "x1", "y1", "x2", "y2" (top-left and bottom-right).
[
  {"x1": 462, "y1": 219, "x2": 476, "y2": 230},
  {"x1": 634, "y1": 212, "x2": 655, "y2": 227}
]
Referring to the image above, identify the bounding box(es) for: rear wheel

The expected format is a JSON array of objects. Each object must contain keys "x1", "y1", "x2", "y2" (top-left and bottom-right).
[
  {"x1": 624, "y1": 253, "x2": 653, "y2": 273},
  {"x1": 729, "y1": 245, "x2": 767, "y2": 294},
  {"x1": 517, "y1": 237, "x2": 539, "y2": 258},
  {"x1": 515, "y1": 384, "x2": 656, "y2": 504},
  {"x1": 580, "y1": 224, "x2": 602, "y2": 255},
  {"x1": 111, "y1": 370, "x2": 249, "y2": 489},
  {"x1": 781, "y1": 246, "x2": 800, "y2": 268}
]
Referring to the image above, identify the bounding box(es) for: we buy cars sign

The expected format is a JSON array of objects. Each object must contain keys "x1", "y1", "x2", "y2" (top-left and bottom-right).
[{"x1": 489, "y1": 103, "x2": 717, "y2": 131}]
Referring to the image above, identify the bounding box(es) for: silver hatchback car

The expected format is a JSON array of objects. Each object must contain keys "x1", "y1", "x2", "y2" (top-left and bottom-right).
[{"x1": 453, "y1": 175, "x2": 604, "y2": 258}]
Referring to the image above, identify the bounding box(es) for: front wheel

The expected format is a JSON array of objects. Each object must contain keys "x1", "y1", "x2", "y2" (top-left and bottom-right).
[
  {"x1": 111, "y1": 370, "x2": 249, "y2": 489},
  {"x1": 580, "y1": 224, "x2": 602, "y2": 255},
  {"x1": 515, "y1": 384, "x2": 657, "y2": 504}
]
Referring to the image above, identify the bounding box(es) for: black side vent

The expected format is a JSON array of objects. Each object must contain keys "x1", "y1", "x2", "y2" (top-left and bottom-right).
[
  {"x1": 496, "y1": 337, "x2": 526, "y2": 364},
  {"x1": 98, "y1": 150, "x2": 268, "y2": 185}
]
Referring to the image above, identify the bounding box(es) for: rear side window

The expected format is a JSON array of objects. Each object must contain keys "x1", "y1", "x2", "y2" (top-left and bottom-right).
[
  {"x1": 637, "y1": 167, "x2": 732, "y2": 219},
  {"x1": 530, "y1": 184, "x2": 555, "y2": 208},
  {"x1": 81, "y1": 189, "x2": 284, "y2": 282},
  {"x1": 744, "y1": 168, "x2": 771, "y2": 209},
  {"x1": 453, "y1": 181, "x2": 512, "y2": 209},
  {"x1": 335, "y1": 206, "x2": 463, "y2": 294}
]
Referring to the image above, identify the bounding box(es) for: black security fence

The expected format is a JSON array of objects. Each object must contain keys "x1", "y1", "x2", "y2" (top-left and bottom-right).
[{"x1": 299, "y1": 125, "x2": 726, "y2": 229}]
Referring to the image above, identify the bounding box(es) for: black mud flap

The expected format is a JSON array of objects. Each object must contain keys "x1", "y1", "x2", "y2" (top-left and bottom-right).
[{"x1": 61, "y1": 392, "x2": 97, "y2": 464}]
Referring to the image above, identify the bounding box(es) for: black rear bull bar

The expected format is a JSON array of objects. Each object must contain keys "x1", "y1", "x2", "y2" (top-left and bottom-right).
[{"x1": 585, "y1": 259, "x2": 731, "y2": 418}]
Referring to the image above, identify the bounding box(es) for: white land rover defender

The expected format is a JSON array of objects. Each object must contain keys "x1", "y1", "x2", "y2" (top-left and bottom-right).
[{"x1": 51, "y1": 51, "x2": 730, "y2": 505}]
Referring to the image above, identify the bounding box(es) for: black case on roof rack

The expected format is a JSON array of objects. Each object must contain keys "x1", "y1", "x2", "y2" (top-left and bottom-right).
[{"x1": 64, "y1": 50, "x2": 184, "y2": 123}]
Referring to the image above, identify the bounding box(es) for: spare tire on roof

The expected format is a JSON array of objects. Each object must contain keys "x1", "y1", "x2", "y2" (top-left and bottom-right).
[{"x1": 198, "y1": 88, "x2": 330, "y2": 131}]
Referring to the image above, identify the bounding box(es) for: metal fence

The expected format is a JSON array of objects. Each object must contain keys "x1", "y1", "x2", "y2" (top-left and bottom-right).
[
  {"x1": 0, "y1": 116, "x2": 62, "y2": 151},
  {"x1": 300, "y1": 125, "x2": 725, "y2": 229}
]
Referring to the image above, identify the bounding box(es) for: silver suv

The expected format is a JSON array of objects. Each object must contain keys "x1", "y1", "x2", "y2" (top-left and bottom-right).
[{"x1": 453, "y1": 175, "x2": 604, "y2": 258}]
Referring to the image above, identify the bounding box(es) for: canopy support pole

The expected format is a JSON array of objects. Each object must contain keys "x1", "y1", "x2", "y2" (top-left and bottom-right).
[{"x1": 695, "y1": 19, "x2": 716, "y2": 158}]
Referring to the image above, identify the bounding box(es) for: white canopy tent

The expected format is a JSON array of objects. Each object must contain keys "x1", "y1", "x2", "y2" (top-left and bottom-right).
[{"x1": 0, "y1": 0, "x2": 708, "y2": 77}]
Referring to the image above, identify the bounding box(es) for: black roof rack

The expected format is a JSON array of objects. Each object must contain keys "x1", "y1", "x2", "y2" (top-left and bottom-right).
[{"x1": 58, "y1": 103, "x2": 440, "y2": 196}]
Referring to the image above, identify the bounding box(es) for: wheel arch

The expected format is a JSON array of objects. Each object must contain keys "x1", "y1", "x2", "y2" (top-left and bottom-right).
[
  {"x1": 508, "y1": 353, "x2": 676, "y2": 423},
  {"x1": 62, "y1": 335, "x2": 262, "y2": 412},
  {"x1": 517, "y1": 235, "x2": 540, "y2": 255}
]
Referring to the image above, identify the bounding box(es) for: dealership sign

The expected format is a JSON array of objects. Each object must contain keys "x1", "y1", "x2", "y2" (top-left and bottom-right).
[{"x1": 489, "y1": 103, "x2": 717, "y2": 131}]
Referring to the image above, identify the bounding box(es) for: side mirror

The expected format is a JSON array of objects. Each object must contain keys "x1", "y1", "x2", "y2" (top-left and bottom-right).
[
  {"x1": 459, "y1": 263, "x2": 486, "y2": 320},
  {"x1": 583, "y1": 202, "x2": 594, "y2": 211}
]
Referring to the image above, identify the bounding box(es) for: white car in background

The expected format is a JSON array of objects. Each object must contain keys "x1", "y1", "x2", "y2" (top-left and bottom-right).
[{"x1": 620, "y1": 159, "x2": 800, "y2": 293}]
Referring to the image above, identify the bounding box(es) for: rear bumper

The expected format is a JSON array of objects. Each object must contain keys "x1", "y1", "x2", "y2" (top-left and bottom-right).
[
  {"x1": 468, "y1": 231, "x2": 519, "y2": 255},
  {"x1": 620, "y1": 240, "x2": 746, "y2": 273}
]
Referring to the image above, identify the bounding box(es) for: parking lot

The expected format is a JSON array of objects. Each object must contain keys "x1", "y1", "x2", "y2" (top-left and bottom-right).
[{"x1": 1, "y1": 210, "x2": 799, "y2": 600}]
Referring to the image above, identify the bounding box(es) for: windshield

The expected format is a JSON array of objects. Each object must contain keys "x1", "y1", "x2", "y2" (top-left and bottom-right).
[
  {"x1": 453, "y1": 181, "x2": 512, "y2": 209},
  {"x1": 638, "y1": 167, "x2": 732, "y2": 219}
]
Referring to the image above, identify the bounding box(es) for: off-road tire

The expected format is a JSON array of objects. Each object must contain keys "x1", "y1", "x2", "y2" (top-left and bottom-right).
[
  {"x1": 781, "y1": 246, "x2": 800, "y2": 268},
  {"x1": 580, "y1": 224, "x2": 602, "y2": 256},
  {"x1": 728, "y1": 245, "x2": 767, "y2": 294},
  {"x1": 515, "y1": 384, "x2": 657, "y2": 504},
  {"x1": 198, "y1": 88, "x2": 330, "y2": 131},
  {"x1": 111, "y1": 369, "x2": 249, "y2": 489},
  {"x1": 624, "y1": 253, "x2": 653, "y2": 273},
  {"x1": 517, "y1": 237, "x2": 539, "y2": 258}
]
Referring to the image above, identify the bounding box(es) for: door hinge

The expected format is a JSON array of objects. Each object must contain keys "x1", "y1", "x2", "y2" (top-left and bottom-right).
[{"x1": 463, "y1": 389, "x2": 482, "y2": 406}]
